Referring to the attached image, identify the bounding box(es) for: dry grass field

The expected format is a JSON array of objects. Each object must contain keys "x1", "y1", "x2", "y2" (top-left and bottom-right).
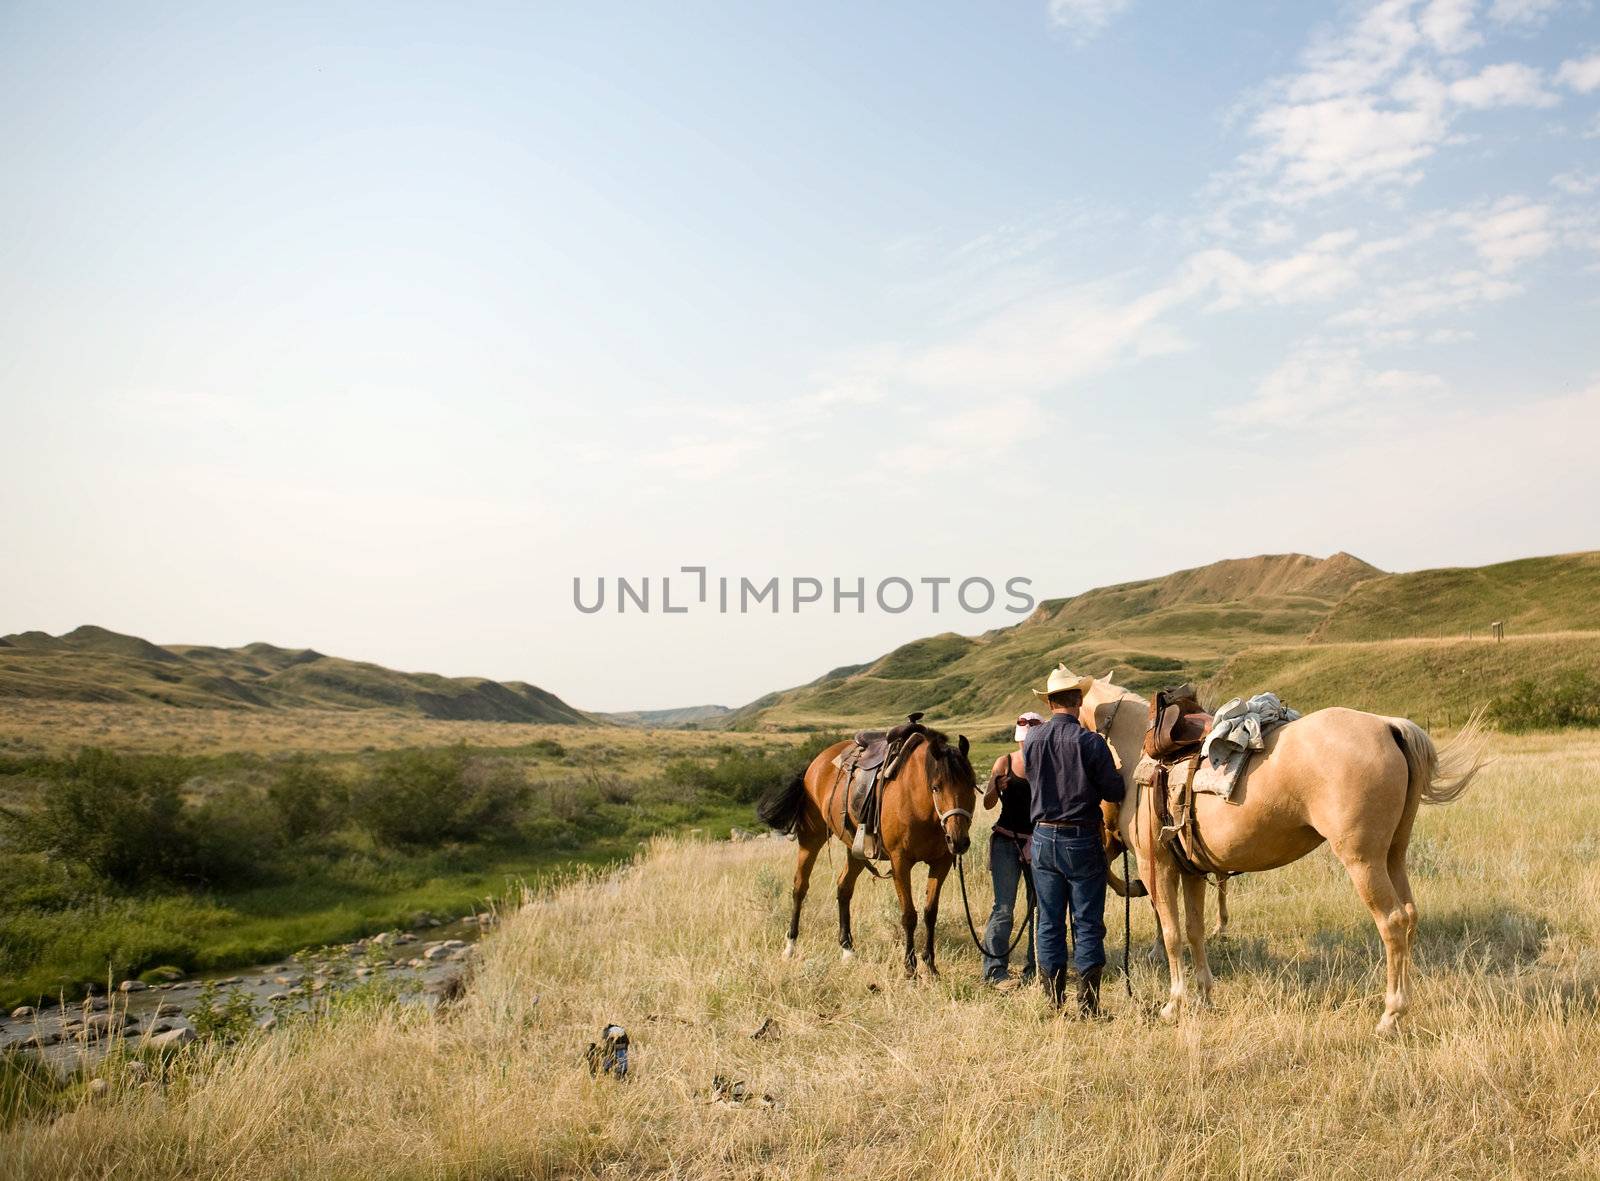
[
  {"x1": 0, "y1": 701, "x2": 773, "y2": 762},
  {"x1": 5, "y1": 729, "x2": 1597, "y2": 1180}
]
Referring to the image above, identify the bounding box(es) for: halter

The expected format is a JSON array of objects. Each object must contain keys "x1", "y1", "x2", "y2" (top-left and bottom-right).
[{"x1": 926, "y1": 750, "x2": 973, "y2": 828}]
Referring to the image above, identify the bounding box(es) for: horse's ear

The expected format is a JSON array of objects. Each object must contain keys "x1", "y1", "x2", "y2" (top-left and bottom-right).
[
  {"x1": 958, "y1": 734, "x2": 970, "y2": 757},
  {"x1": 1103, "y1": 668, "x2": 1115, "y2": 683}
]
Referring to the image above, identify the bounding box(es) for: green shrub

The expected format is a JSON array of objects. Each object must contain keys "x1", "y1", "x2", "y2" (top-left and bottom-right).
[
  {"x1": 182, "y1": 785, "x2": 282, "y2": 886},
  {"x1": 661, "y1": 741, "x2": 828, "y2": 804},
  {"x1": 348, "y1": 748, "x2": 529, "y2": 848},
  {"x1": 0, "y1": 750, "x2": 188, "y2": 888},
  {"x1": 188, "y1": 982, "x2": 259, "y2": 1043},
  {"x1": 1491, "y1": 672, "x2": 1600, "y2": 732},
  {"x1": 267, "y1": 759, "x2": 346, "y2": 841}
]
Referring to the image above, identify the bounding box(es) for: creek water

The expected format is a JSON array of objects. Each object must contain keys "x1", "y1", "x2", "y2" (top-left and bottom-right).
[{"x1": 1, "y1": 913, "x2": 493, "y2": 1069}]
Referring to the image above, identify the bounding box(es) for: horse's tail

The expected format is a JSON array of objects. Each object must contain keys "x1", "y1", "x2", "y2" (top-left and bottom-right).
[
  {"x1": 756, "y1": 771, "x2": 808, "y2": 834},
  {"x1": 1389, "y1": 707, "x2": 1490, "y2": 806}
]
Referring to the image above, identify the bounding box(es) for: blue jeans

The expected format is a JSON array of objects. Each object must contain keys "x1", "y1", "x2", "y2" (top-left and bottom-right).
[
  {"x1": 982, "y1": 832, "x2": 1036, "y2": 982},
  {"x1": 1030, "y1": 825, "x2": 1108, "y2": 977}
]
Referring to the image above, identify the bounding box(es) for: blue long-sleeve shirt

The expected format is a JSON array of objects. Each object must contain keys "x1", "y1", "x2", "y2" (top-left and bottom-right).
[{"x1": 1022, "y1": 711, "x2": 1125, "y2": 826}]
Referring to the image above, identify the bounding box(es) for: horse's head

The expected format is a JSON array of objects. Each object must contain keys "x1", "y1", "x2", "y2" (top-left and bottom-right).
[{"x1": 919, "y1": 730, "x2": 976, "y2": 856}]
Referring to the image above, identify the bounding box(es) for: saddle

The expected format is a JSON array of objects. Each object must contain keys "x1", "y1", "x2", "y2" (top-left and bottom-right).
[
  {"x1": 1137, "y1": 685, "x2": 1222, "y2": 879},
  {"x1": 832, "y1": 712, "x2": 928, "y2": 861},
  {"x1": 1143, "y1": 682, "x2": 1213, "y2": 760}
]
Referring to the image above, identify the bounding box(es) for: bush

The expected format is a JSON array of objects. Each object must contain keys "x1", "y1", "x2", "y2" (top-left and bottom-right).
[
  {"x1": 182, "y1": 785, "x2": 282, "y2": 886},
  {"x1": 661, "y1": 741, "x2": 829, "y2": 804},
  {"x1": 267, "y1": 759, "x2": 346, "y2": 841},
  {"x1": 1492, "y1": 672, "x2": 1600, "y2": 732},
  {"x1": 0, "y1": 750, "x2": 188, "y2": 888},
  {"x1": 348, "y1": 748, "x2": 529, "y2": 848}
]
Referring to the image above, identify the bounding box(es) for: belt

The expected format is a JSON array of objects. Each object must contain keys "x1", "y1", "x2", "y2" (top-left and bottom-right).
[
  {"x1": 993, "y1": 825, "x2": 1032, "y2": 841},
  {"x1": 1035, "y1": 819, "x2": 1100, "y2": 830}
]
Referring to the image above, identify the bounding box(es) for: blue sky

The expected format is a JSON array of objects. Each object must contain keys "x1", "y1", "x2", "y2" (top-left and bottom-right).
[{"x1": 3, "y1": 0, "x2": 1598, "y2": 710}]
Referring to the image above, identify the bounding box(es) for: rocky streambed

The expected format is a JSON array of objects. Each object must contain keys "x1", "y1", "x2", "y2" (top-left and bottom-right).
[{"x1": 0, "y1": 911, "x2": 496, "y2": 1069}]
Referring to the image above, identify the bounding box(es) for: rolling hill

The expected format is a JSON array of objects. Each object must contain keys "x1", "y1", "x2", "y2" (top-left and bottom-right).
[
  {"x1": 723, "y1": 550, "x2": 1600, "y2": 732},
  {"x1": 0, "y1": 626, "x2": 593, "y2": 724}
]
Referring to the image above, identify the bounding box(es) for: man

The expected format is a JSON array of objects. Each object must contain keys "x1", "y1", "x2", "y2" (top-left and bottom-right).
[
  {"x1": 1023, "y1": 664, "x2": 1124, "y2": 1016},
  {"x1": 979, "y1": 711, "x2": 1041, "y2": 986}
]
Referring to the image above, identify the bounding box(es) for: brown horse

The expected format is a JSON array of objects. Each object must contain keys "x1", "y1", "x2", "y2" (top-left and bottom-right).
[
  {"x1": 1079, "y1": 674, "x2": 1488, "y2": 1034},
  {"x1": 757, "y1": 729, "x2": 977, "y2": 976}
]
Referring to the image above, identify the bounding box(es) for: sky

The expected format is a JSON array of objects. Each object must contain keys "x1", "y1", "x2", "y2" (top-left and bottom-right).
[{"x1": 2, "y1": 0, "x2": 1598, "y2": 712}]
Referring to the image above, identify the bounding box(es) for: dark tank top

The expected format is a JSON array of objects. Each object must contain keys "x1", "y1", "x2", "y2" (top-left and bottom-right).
[{"x1": 992, "y1": 758, "x2": 1035, "y2": 835}]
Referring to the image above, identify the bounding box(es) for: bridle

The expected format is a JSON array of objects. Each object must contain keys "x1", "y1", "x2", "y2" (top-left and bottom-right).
[{"x1": 929, "y1": 764, "x2": 973, "y2": 836}]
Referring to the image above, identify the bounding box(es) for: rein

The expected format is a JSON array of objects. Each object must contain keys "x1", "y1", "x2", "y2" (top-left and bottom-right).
[
  {"x1": 956, "y1": 844, "x2": 1034, "y2": 960},
  {"x1": 1095, "y1": 690, "x2": 1137, "y2": 999}
]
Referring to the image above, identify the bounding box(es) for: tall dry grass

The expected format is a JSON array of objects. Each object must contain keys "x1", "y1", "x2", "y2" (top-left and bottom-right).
[{"x1": 5, "y1": 732, "x2": 1599, "y2": 1180}]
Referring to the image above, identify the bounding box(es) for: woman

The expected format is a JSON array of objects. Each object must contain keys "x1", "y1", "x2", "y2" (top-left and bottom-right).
[{"x1": 980, "y1": 711, "x2": 1040, "y2": 986}]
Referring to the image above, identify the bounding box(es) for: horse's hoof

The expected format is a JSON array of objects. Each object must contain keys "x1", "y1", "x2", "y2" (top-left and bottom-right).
[
  {"x1": 1209, "y1": 927, "x2": 1229, "y2": 940},
  {"x1": 782, "y1": 938, "x2": 795, "y2": 960},
  {"x1": 1375, "y1": 1012, "x2": 1402, "y2": 1037},
  {"x1": 1160, "y1": 999, "x2": 1181, "y2": 1023},
  {"x1": 840, "y1": 948, "x2": 855, "y2": 962}
]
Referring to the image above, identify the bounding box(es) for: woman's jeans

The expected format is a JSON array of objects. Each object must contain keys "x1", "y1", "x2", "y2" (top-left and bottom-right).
[
  {"x1": 1030, "y1": 825, "x2": 1108, "y2": 977},
  {"x1": 982, "y1": 832, "x2": 1036, "y2": 982}
]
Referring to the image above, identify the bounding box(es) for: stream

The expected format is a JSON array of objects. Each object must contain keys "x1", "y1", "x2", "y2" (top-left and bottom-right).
[{"x1": 0, "y1": 911, "x2": 494, "y2": 1070}]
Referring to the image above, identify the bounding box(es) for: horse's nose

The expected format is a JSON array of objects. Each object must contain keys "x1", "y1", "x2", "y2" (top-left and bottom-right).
[{"x1": 953, "y1": 833, "x2": 971, "y2": 856}]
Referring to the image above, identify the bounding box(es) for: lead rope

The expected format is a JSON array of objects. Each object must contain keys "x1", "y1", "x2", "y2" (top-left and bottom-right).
[
  {"x1": 1098, "y1": 695, "x2": 1136, "y2": 999},
  {"x1": 1122, "y1": 846, "x2": 1133, "y2": 997},
  {"x1": 956, "y1": 849, "x2": 1034, "y2": 960}
]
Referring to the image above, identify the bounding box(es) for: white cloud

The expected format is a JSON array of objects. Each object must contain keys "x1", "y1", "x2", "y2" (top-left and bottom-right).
[
  {"x1": 1238, "y1": 3, "x2": 1568, "y2": 202},
  {"x1": 1047, "y1": 0, "x2": 1134, "y2": 43},
  {"x1": 1250, "y1": 87, "x2": 1450, "y2": 198},
  {"x1": 1190, "y1": 231, "x2": 1365, "y2": 309},
  {"x1": 1235, "y1": 342, "x2": 1447, "y2": 427},
  {"x1": 1421, "y1": 0, "x2": 1482, "y2": 53},
  {"x1": 1448, "y1": 61, "x2": 1558, "y2": 107},
  {"x1": 1285, "y1": 0, "x2": 1424, "y2": 103},
  {"x1": 1553, "y1": 171, "x2": 1600, "y2": 196},
  {"x1": 1455, "y1": 198, "x2": 1553, "y2": 272},
  {"x1": 1557, "y1": 52, "x2": 1600, "y2": 93},
  {"x1": 1488, "y1": 0, "x2": 1562, "y2": 25},
  {"x1": 1333, "y1": 268, "x2": 1524, "y2": 325}
]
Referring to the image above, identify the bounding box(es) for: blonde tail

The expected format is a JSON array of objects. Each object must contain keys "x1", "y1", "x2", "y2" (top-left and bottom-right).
[{"x1": 1389, "y1": 707, "x2": 1491, "y2": 806}]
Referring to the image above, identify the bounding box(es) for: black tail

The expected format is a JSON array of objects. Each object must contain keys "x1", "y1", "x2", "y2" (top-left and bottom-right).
[{"x1": 756, "y1": 772, "x2": 807, "y2": 834}]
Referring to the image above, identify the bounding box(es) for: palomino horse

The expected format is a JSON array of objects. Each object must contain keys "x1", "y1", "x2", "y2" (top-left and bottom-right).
[
  {"x1": 757, "y1": 729, "x2": 977, "y2": 976},
  {"x1": 1079, "y1": 675, "x2": 1487, "y2": 1034}
]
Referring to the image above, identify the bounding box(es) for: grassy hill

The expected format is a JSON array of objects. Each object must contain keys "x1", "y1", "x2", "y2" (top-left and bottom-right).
[
  {"x1": 0, "y1": 627, "x2": 592, "y2": 724},
  {"x1": 1309, "y1": 552, "x2": 1600, "y2": 641},
  {"x1": 1208, "y1": 632, "x2": 1600, "y2": 724},
  {"x1": 724, "y1": 552, "x2": 1385, "y2": 731},
  {"x1": 724, "y1": 550, "x2": 1600, "y2": 732},
  {"x1": 599, "y1": 704, "x2": 733, "y2": 729}
]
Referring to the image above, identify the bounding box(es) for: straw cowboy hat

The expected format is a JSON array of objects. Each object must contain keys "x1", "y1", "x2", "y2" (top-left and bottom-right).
[{"x1": 1032, "y1": 663, "x2": 1093, "y2": 701}]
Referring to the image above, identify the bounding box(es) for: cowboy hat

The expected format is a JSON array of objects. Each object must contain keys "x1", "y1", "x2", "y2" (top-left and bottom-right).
[{"x1": 1031, "y1": 663, "x2": 1093, "y2": 701}]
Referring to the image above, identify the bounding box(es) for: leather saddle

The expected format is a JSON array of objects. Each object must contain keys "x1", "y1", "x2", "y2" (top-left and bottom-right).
[
  {"x1": 1137, "y1": 684, "x2": 1222, "y2": 879},
  {"x1": 834, "y1": 712, "x2": 928, "y2": 860},
  {"x1": 851, "y1": 713, "x2": 927, "y2": 770},
  {"x1": 1144, "y1": 683, "x2": 1213, "y2": 760}
]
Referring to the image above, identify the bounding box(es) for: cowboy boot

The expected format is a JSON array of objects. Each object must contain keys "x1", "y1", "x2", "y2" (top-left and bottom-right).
[
  {"x1": 1047, "y1": 968, "x2": 1069, "y2": 1010},
  {"x1": 1076, "y1": 965, "x2": 1104, "y2": 1019}
]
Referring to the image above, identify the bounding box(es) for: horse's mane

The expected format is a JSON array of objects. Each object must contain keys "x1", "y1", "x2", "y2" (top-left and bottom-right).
[{"x1": 913, "y1": 727, "x2": 975, "y2": 787}]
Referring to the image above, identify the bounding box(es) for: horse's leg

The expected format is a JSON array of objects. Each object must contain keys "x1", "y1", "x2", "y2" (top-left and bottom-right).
[
  {"x1": 835, "y1": 854, "x2": 866, "y2": 961},
  {"x1": 1387, "y1": 793, "x2": 1422, "y2": 997},
  {"x1": 1147, "y1": 902, "x2": 1166, "y2": 964},
  {"x1": 889, "y1": 855, "x2": 918, "y2": 979},
  {"x1": 1211, "y1": 877, "x2": 1230, "y2": 939},
  {"x1": 1151, "y1": 862, "x2": 1187, "y2": 1021},
  {"x1": 920, "y1": 857, "x2": 951, "y2": 977},
  {"x1": 1181, "y1": 873, "x2": 1214, "y2": 1007},
  {"x1": 1332, "y1": 847, "x2": 1412, "y2": 1035},
  {"x1": 784, "y1": 834, "x2": 824, "y2": 960}
]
